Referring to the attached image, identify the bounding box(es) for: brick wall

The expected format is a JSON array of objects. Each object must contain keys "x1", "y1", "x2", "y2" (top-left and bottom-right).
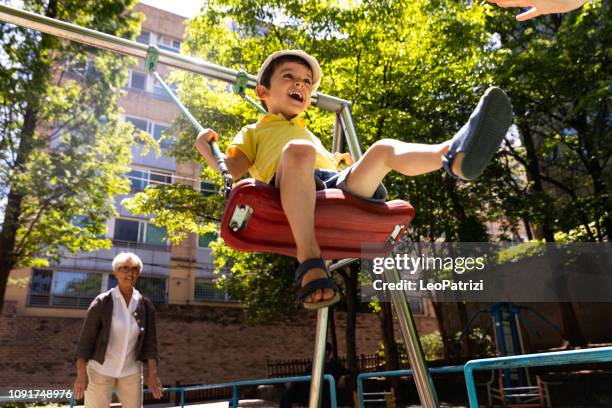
[{"x1": 0, "y1": 302, "x2": 437, "y2": 388}]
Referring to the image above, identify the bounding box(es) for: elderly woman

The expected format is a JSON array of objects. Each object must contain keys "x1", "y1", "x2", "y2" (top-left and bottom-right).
[{"x1": 73, "y1": 252, "x2": 163, "y2": 407}]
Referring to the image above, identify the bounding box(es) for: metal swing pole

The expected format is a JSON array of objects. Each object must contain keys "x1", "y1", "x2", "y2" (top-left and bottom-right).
[
  {"x1": 339, "y1": 104, "x2": 440, "y2": 408},
  {"x1": 0, "y1": 4, "x2": 349, "y2": 112}
]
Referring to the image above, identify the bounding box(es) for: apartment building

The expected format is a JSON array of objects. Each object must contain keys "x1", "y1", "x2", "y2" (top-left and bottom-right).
[{"x1": 6, "y1": 3, "x2": 233, "y2": 318}]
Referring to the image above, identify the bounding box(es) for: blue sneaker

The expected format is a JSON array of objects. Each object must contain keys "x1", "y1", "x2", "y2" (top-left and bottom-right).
[{"x1": 442, "y1": 87, "x2": 513, "y2": 180}]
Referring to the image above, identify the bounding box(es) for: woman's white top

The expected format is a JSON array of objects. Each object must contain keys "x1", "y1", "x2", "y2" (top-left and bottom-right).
[{"x1": 88, "y1": 286, "x2": 143, "y2": 378}]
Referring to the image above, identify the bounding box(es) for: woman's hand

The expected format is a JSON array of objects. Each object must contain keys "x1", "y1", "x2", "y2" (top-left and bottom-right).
[
  {"x1": 487, "y1": 0, "x2": 588, "y2": 21},
  {"x1": 147, "y1": 372, "x2": 164, "y2": 399},
  {"x1": 73, "y1": 373, "x2": 88, "y2": 400}
]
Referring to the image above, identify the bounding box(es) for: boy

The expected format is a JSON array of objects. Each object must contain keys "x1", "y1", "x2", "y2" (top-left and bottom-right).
[{"x1": 195, "y1": 50, "x2": 513, "y2": 310}]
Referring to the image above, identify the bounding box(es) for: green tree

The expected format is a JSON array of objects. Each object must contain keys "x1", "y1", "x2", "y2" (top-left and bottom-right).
[
  {"x1": 0, "y1": 0, "x2": 146, "y2": 315},
  {"x1": 486, "y1": 0, "x2": 610, "y2": 345},
  {"x1": 126, "y1": 0, "x2": 511, "y2": 378},
  {"x1": 488, "y1": 0, "x2": 610, "y2": 242}
]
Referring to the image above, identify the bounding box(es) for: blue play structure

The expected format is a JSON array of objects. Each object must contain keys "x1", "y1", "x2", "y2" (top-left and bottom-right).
[
  {"x1": 356, "y1": 347, "x2": 612, "y2": 407},
  {"x1": 357, "y1": 366, "x2": 464, "y2": 408},
  {"x1": 68, "y1": 374, "x2": 338, "y2": 408},
  {"x1": 464, "y1": 346, "x2": 612, "y2": 407},
  {"x1": 458, "y1": 302, "x2": 566, "y2": 404}
]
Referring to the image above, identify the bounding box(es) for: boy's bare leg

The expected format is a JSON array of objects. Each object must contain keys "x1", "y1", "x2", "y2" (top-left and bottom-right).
[
  {"x1": 345, "y1": 139, "x2": 465, "y2": 198},
  {"x1": 275, "y1": 140, "x2": 334, "y2": 303}
]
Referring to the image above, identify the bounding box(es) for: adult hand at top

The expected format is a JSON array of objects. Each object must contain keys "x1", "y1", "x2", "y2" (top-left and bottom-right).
[{"x1": 487, "y1": 0, "x2": 588, "y2": 21}]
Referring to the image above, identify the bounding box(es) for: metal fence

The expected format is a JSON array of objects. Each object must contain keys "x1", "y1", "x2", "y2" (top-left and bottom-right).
[{"x1": 267, "y1": 354, "x2": 388, "y2": 377}]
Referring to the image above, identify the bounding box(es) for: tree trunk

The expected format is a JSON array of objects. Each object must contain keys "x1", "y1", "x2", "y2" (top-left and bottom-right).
[
  {"x1": 380, "y1": 301, "x2": 400, "y2": 398},
  {"x1": 0, "y1": 106, "x2": 38, "y2": 317},
  {"x1": 0, "y1": 0, "x2": 57, "y2": 318},
  {"x1": 592, "y1": 175, "x2": 612, "y2": 242},
  {"x1": 558, "y1": 303, "x2": 587, "y2": 346},
  {"x1": 520, "y1": 124, "x2": 556, "y2": 242},
  {"x1": 430, "y1": 299, "x2": 453, "y2": 360},
  {"x1": 457, "y1": 301, "x2": 475, "y2": 358},
  {"x1": 520, "y1": 124, "x2": 587, "y2": 346},
  {"x1": 342, "y1": 265, "x2": 359, "y2": 395},
  {"x1": 329, "y1": 307, "x2": 339, "y2": 360}
]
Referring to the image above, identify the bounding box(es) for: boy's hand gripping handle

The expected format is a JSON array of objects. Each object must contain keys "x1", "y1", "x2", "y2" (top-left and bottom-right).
[{"x1": 203, "y1": 129, "x2": 233, "y2": 197}]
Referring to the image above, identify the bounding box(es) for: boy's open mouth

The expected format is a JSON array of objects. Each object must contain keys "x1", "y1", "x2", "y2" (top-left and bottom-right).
[{"x1": 288, "y1": 90, "x2": 304, "y2": 102}]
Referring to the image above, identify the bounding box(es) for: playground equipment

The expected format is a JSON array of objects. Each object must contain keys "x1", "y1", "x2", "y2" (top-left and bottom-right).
[
  {"x1": 67, "y1": 374, "x2": 338, "y2": 408},
  {"x1": 356, "y1": 366, "x2": 464, "y2": 408},
  {"x1": 0, "y1": 5, "x2": 438, "y2": 407},
  {"x1": 459, "y1": 302, "x2": 566, "y2": 405},
  {"x1": 464, "y1": 346, "x2": 612, "y2": 408}
]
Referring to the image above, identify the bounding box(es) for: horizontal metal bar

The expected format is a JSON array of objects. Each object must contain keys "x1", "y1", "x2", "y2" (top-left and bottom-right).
[
  {"x1": 69, "y1": 375, "x2": 338, "y2": 408},
  {"x1": 465, "y1": 347, "x2": 612, "y2": 372},
  {"x1": 0, "y1": 4, "x2": 349, "y2": 113},
  {"x1": 464, "y1": 346, "x2": 612, "y2": 408},
  {"x1": 358, "y1": 365, "x2": 464, "y2": 381}
]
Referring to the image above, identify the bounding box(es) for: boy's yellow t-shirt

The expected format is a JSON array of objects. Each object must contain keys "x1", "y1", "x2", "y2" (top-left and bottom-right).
[{"x1": 226, "y1": 113, "x2": 339, "y2": 183}]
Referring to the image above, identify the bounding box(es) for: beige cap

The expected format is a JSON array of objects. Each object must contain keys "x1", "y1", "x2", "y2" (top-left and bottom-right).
[{"x1": 256, "y1": 50, "x2": 322, "y2": 94}]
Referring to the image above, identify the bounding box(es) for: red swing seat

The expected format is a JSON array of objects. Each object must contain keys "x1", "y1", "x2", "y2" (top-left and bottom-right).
[{"x1": 220, "y1": 179, "x2": 415, "y2": 260}]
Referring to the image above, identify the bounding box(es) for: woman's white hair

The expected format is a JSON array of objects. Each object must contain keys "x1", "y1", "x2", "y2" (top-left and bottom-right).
[{"x1": 112, "y1": 252, "x2": 143, "y2": 272}]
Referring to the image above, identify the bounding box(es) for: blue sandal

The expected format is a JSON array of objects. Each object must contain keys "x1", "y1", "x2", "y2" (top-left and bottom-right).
[
  {"x1": 296, "y1": 258, "x2": 341, "y2": 310},
  {"x1": 442, "y1": 86, "x2": 513, "y2": 181}
]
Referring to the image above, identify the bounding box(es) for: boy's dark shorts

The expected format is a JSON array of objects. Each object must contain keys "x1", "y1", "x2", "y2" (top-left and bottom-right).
[{"x1": 270, "y1": 167, "x2": 387, "y2": 203}]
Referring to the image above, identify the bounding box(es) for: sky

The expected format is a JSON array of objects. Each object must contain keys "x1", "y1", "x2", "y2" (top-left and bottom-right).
[{"x1": 139, "y1": 0, "x2": 205, "y2": 18}]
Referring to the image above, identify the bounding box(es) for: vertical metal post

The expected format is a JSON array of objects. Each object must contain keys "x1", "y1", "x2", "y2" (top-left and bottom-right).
[
  {"x1": 383, "y1": 266, "x2": 439, "y2": 408},
  {"x1": 339, "y1": 105, "x2": 363, "y2": 160},
  {"x1": 180, "y1": 388, "x2": 185, "y2": 408},
  {"x1": 309, "y1": 307, "x2": 329, "y2": 408},
  {"x1": 357, "y1": 374, "x2": 365, "y2": 408},
  {"x1": 325, "y1": 374, "x2": 338, "y2": 408},
  {"x1": 332, "y1": 112, "x2": 344, "y2": 154},
  {"x1": 339, "y1": 98, "x2": 439, "y2": 408},
  {"x1": 232, "y1": 385, "x2": 239, "y2": 408},
  {"x1": 514, "y1": 313, "x2": 532, "y2": 387}
]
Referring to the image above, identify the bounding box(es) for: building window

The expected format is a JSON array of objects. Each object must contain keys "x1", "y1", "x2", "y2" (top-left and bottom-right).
[
  {"x1": 198, "y1": 232, "x2": 218, "y2": 249},
  {"x1": 200, "y1": 181, "x2": 217, "y2": 197},
  {"x1": 114, "y1": 218, "x2": 140, "y2": 243},
  {"x1": 108, "y1": 275, "x2": 167, "y2": 304},
  {"x1": 124, "y1": 116, "x2": 174, "y2": 148},
  {"x1": 127, "y1": 168, "x2": 173, "y2": 193},
  {"x1": 149, "y1": 170, "x2": 172, "y2": 186},
  {"x1": 156, "y1": 34, "x2": 181, "y2": 52},
  {"x1": 29, "y1": 269, "x2": 52, "y2": 296},
  {"x1": 408, "y1": 298, "x2": 424, "y2": 315},
  {"x1": 152, "y1": 123, "x2": 172, "y2": 149},
  {"x1": 125, "y1": 116, "x2": 148, "y2": 133},
  {"x1": 27, "y1": 269, "x2": 101, "y2": 308},
  {"x1": 136, "y1": 30, "x2": 150, "y2": 45},
  {"x1": 129, "y1": 71, "x2": 147, "y2": 90},
  {"x1": 128, "y1": 169, "x2": 148, "y2": 192},
  {"x1": 194, "y1": 279, "x2": 231, "y2": 302},
  {"x1": 145, "y1": 223, "x2": 167, "y2": 246},
  {"x1": 152, "y1": 81, "x2": 178, "y2": 98},
  {"x1": 113, "y1": 218, "x2": 168, "y2": 247}
]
